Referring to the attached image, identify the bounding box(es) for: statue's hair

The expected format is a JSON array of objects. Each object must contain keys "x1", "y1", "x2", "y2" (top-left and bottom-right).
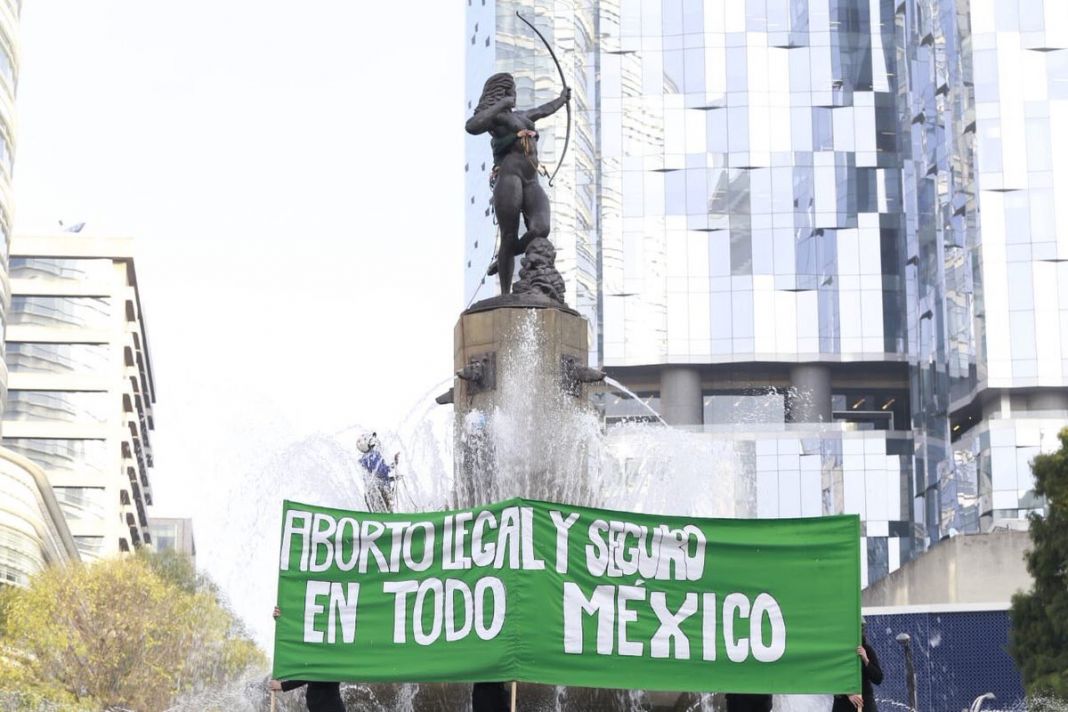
[{"x1": 473, "y1": 73, "x2": 516, "y2": 115}]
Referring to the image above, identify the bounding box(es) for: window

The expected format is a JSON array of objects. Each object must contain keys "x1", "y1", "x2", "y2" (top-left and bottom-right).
[
  {"x1": 151, "y1": 524, "x2": 179, "y2": 552},
  {"x1": 9, "y1": 257, "x2": 112, "y2": 282},
  {"x1": 0, "y1": 527, "x2": 43, "y2": 585},
  {"x1": 832, "y1": 389, "x2": 908, "y2": 431},
  {"x1": 9, "y1": 296, "x2": 112, "y2": 329},
  {"x1": 53, "y1": 487, "x2": 107, "y2": 526},
  {"x1": 6, "y1": 391, "x2": 111, "y2": 423},
  {"x1": 703, "y1": 391, "x2": 786, "y2": 424},
  {"x1": 74, "y1": 536, "x2": 104, "y2": 559},
  {"x1": 2, "y1": 438, "x2": 109, "y2": 474},
  {"x1": 599, "y1": 391, "x2": 662, "y2": 423},
  {"x1": 6, "y1": 343, "x2": 110, "y2": 375}
]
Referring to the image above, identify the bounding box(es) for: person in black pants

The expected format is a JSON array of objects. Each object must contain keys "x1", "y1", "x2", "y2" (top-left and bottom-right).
[
  {"x1": 832, "y1": 627, "x2": 883, "y2": 711},
  {"x1": 725, "y1": 693, "x2": 773, "y2": 712},
  {"x1": 472, "y1": 682, "x2": 509, "y2": 711},
  {"x1": 268, "y1": 679, "x2": 344, "y2": 712},
  {"x1": 269, "y1": 606, "x2": 344, "y2": 712}
]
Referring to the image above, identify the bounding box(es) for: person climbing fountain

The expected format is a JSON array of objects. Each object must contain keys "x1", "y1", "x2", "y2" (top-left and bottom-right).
[
  {"x1": 356, "y1": 431, "x2": 400, "y2": 513},
  {"x1": 268, "y1": 606, "x2": 344, "y2": 712}
]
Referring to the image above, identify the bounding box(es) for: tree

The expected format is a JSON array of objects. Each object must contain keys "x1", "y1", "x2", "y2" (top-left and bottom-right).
[
  {"x1": 0, "y1": 552, "x2": 265, "y2": 710},
  {"x1": 1010, "y1": 427, "x2": 1068, "y2": 698}
]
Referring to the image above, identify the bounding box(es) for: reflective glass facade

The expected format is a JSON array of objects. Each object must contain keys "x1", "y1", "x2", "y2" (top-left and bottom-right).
[{"x1": 466, "y1": 0, "x2": 1068, "y2": 585}]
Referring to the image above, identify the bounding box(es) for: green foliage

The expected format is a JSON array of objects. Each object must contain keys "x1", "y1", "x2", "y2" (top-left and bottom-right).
[
  {"x1": 0, "y1": 583, "x2": 13, "y2": 630},
  {"x1": 0, "y1": 551, "x2": 265, "y2": 711},
  {"x1": 1010, "y1": 428, "x2": 1068, "y2": 699}
]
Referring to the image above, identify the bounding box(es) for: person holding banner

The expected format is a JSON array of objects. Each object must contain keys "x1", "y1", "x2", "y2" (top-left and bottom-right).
[
  {"x1": 832, "y1": 626, "x2": 883, "y2": 711},
  {"x1": 269, "y1": 606, "x2": 345, "y2": 712},
  {"x1": 356, "y1": 431, "x2": 400, "y2": 512}
]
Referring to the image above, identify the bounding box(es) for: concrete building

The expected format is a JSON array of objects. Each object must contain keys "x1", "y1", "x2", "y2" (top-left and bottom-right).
[
  {"x1": 0, "y1": 447, "x2": 79, "y2": 585},
  {"x1": 0, "y1": 2, "x2": 81, "y2": 586},
  {"x1": 862, "y1": 528, "x2": 1032, "y2": 607},
  {"x1": 149, "y1": 517, "x2": 195, "y2": 568},
  {"x1": 464, "y1": 0, "x2": 1068, "y2": 585},
  {"x1": 2, "y1": 233, "x2": 157, "y2": 560}
]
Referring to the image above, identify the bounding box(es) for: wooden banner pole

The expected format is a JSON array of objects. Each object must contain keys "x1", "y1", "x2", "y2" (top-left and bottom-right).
[{"x1": 510, "y1": 681, "x2": 517, "y2": 712}]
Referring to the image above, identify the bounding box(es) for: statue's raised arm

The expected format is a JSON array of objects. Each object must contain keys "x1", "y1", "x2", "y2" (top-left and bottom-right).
[{"x1": 521, "y1": 90, "x2": 569, "y2": 123}]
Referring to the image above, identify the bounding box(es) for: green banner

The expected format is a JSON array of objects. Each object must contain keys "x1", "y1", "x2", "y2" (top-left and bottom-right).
[{"x1": 272, "y1": 498, "x2": 861, "y2": 694}]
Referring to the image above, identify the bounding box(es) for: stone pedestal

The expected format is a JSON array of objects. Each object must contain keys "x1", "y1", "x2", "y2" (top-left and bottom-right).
[{"x1": 451, "y1": 300, "x2": 595, "y2": 509}]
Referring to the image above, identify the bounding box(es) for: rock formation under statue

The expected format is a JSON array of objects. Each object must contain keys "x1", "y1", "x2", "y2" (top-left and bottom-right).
[{"x1": 511, "y1": 236, "x2": 565, "y2": 304}]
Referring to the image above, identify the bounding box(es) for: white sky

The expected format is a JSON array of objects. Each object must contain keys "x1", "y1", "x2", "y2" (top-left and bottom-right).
[{"x1": 14, "y1": 1, "x2": 466, "y2": 638}]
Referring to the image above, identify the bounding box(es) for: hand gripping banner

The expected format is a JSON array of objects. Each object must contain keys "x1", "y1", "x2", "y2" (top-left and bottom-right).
[{"x1": 272, "y1": 498, "x2": 861, "y2": 695}]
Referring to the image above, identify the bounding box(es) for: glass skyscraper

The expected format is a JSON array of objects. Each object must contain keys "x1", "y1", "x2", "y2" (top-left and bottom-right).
[{"x1": 465, "y1": 0, "x2": 1068, "y2": 585}]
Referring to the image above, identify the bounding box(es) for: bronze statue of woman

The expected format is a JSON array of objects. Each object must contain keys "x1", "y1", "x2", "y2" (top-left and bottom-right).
[{"x1": 466, "y1": 73, "x2": 570, "y2": 295}]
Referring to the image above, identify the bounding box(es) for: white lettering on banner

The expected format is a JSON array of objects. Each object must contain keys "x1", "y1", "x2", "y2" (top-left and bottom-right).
[
  {"x1": 585, "y1": 521, "x2": 610, "y2": 576},
  {"x1": 650, "y1": 591, "x2": 697, "y2": 659},
  {"x1": 304, "y1": 580, "x2": 330, "y2": 643},
  {"x1": 471, "y1": 511, "x2": 498, "y2": 567},
  {"x1": 442, "y1": 515, "x2": 474, "y2": 571},
  {"x1": 584, "y1": 520, "x2": 706, "y2": 581},
  {"x1": 280, "y1": 510, "x2": 312, "y2": 571},
  {"x1": 614, "y1": 522, "x2": 644, "y2": 576},
  {"x1": 563, "y1": 582, "x2": 615, "y2": 655},
  {"x1": 383, "y1": 577, "x2": 506, "y2": 644},
  {"x1": 284, "y1": 507, "x2": 560, "y2": 575},
  {"x1": 403, "y1": 522, "x2": 435, "y2": 572},
  {"x1": 359, "y1": 521, "x2": 389, "y2": 574},
  {"x1": 327, "y1": 582, "x2": 360, "y2": 644},
  {"x1": 445, "y1": 579, "x2": 474, "y2": 641},
  {"x1": 473, "y1": 577, "x2": 507, "y2": 640},
  {"x1": 452, "y1": 511, "x2": 474, "y2": 569},
  {"x1": 702, "y1": 592, "x2": 717, "y2": 661},
  {"x1": 750, "y1": 593, "x2": 787, "y2": 662},
  {"x1": 493, "y1": 507, "x2": 521, "y2": 569},
  {"x1": 549, "y1": 510, "x2": 580, "y2": 574},
  {"x1": 285, "y1": 507, "x2": 794, "y2": 661},
  {"x1": 383, "y1": 580, "x2": 418, "y2": 643},
  {"x1": 559, "y1": 584, "x2": 788, "y2": 664},
  {"x1": 520, "y1": 507, "x2": 546, "y2": 570},
  {"x1": 616, "y1": 585, "x2": 646, "y2": 656},
  {"x1": 442, "y1": 516, "x2": 456, "y2": 569},
  {"x1": 334, "y1": 518, "x2": 361, "y2": 571},
  {"x1": 385, "y1": 521, "x2": 409, "y2": 572},
  {"x1": 413, "y1": 578, "x2": 445, "y2": 646},
  {"x1": 309, "y1": 514, "x2": 337, "y2": 573},
  {"x1": 723, "y1": 593, "x2": 751, "y2": 662}
]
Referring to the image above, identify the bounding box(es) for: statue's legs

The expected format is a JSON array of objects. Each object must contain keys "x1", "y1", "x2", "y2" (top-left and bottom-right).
[
  {"x1": 515, "y1": 178, "x2": 551, "y2": 255},
  {"x1": 493, "y1": 174, "x2": 523, "y2": 294}
]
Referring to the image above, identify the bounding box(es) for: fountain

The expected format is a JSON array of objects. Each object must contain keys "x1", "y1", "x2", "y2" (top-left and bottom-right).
[{"x1": 203, "y1": 31, "x2": 865, "y2": 712}]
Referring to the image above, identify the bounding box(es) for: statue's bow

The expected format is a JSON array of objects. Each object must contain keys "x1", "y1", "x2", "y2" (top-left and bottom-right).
[{"x1": 516, "y1": 11, "x2": 570, "y2": 187}]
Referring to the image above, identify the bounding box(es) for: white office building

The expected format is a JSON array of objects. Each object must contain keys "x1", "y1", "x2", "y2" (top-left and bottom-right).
[{"x1": 3, "y1": 233, "x2": 157, "y2": 560}]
